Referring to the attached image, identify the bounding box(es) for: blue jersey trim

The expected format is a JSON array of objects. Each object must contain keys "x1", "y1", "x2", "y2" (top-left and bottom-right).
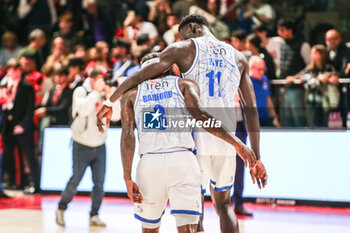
[
  {"x1": 210, "y1": 180, "x2": 217, "y2": 185},
  {"x1": 181, "y1": 38, "x2": 198, "y2": 76},
  {"x1": 201, "y1": 188, "x2": 206, "y2": 194},
  {"x1": 134, "y1": 214, "x2": 162, "y2": 223},
  {"x1": 170, "y1": 210, "x2": 202, "y2": 216},
  {"x1": 213, "y1": 185, "x2": 233, "y2": 192}
]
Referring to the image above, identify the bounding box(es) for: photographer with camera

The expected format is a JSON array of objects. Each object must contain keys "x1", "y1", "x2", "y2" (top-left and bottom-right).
[{"x1": 55, "y1": 65, "x2": 118, "y2": 227}]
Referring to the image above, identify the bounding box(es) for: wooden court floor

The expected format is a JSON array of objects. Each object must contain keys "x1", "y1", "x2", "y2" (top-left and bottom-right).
[{"x1": 1, "y1": 192, "x2": 350, "y2": 233}]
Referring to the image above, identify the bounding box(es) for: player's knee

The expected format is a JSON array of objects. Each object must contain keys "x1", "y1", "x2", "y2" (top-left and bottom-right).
[
  {"x1": 174, "y1": 214, "x2": 200, "y2": 227},
  {"x1": 141, "y1": 221, "x2": 161, "y2": 229}
]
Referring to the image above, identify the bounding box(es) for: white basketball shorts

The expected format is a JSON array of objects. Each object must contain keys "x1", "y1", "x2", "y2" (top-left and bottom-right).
[{"x1": 134, "y1": 150, "x2": 202, "y2": 228}]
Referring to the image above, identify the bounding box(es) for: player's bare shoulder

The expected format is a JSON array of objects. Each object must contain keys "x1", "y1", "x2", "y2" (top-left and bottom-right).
[{"x1": 232, "y1": 48, "x2": 249, "y2": 76}]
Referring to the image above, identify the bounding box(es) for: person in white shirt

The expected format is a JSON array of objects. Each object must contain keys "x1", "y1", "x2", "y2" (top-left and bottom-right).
[{"x1": 55, "y1": 65, "x2": 118, "y2": 227}]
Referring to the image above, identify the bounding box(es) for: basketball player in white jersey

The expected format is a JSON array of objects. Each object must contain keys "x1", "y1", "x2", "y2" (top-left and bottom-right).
[
  {"x1": 120, "y1": 53, "x2": 256, "y2": 233},
  {"x1": 98, "y1": 15, "x2": 267, "y2": 233}
]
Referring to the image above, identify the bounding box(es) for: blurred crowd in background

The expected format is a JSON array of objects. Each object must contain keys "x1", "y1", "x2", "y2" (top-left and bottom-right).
[{"x1": 0, "y1": 0, "x2": 349, "y2": 193}]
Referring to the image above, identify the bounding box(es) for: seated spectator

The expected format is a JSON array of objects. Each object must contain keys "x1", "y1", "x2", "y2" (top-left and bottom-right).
[
  {"x1": 126, "y1": 45, "x2": 151, "y2": 77},
  {"x1": 0, "y1": 31, "x2": 21, "y2": 69},
  {"x1": 249, "y1": 56, "x2": 280, "y2": 127},
  {"x1": 95, "y1": 41, "x2": 113, "y2": 69},
  {"x1": 148, "y1": 0, "x2": 172, "y2": 35},
  {"x1": 83, "y1": 0, "x2": 115, "y2": 46},
  {"x1": 246, "y1": 34, "x2": 276, "y2": 80},
  {"x1": 236, "y1": 0, "x2": 275, "y2": 33},
  {"x1": 172, "y1": 0, "x2": 197, "y2": 20},
  {"x1": 123, "y1": 10, "x2": 159, "y2": 43},
  {"x1": 298, "y1": 45, "x2": 339, "y2": 127},
  {"x1": 125, "y1": 0, "x2": 150, "y2": 24},
  {"x1": 72, "y1": 45, "x2": 87, "y2": 63},
  {"x1": 163, "y1": 15, "x2": 180, "y2": 45},
  {"x1": 53, "y1": 13, "x2": 84, "y2": 52},
  {"x1": 325, "y1": 29, "x2": 350, "y2": 77},
  {"x1": 16, "y1": 29, "x2": 47, "y2": 70},
  {"x1": 231, "y1": 30, "x2": 247, "y2": 52},
  {"x1": 253, "y1": 24, "x2": 284, "y2": 69},
  {"x1": 111, "y1": 39, "x2": 134, "y2": 80},
  {"x1": 41, "y1": 36, "x2": 69, "y2": 77},
  {"x1": 34, "y1": 67, "x2": 73, "y2": 126}
]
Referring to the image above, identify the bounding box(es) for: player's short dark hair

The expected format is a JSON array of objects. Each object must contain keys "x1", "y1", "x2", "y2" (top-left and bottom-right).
[
  {"x1": 252, "y1": 24, "x2": 268, "y2": 33},
  {"x1": 277, "y1": 18, "x2": 295, "y2": 33},
  {"x1": 178, "y1": 14, "x2": 209, "y2": 32},
  {"x1": 231, "y1": 30, "x2": 247, "y2": 41},
  {"x1": 140, "y1": 52, "x2": 159, "y2": 65},
  {"x1": 141, "y1": 52, "x2": 173, "y2": 77}
]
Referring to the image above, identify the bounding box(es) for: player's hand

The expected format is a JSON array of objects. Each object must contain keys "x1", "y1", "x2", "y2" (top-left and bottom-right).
[
  {"x1": 125, "y1": 179, "x2": 143, "y2": 203},
  {"x1": 236, "y1": 142, "x2": 257, "y2": 169},
  {"x1": 250, "y1": 160, "x2": 267, "y2": 189},
  {"x1": 96, "y1": 105, "x2": 113, "y2": 133}
]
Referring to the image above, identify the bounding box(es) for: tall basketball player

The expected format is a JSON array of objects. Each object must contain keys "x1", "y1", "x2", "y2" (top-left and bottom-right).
[{"x1": 98, "y1": 14, "x2": 267, "y2": 233}]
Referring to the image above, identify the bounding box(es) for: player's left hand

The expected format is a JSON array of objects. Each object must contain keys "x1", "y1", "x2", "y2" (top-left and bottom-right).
[
  {"x1": 125, "y1": 179, "x2": 143, "y2": 203},
  {"x1": 96, "y1": 105, "x2": 113, "y2": 133},
  {"x1": 250, "y1": 160, "x2": 267, "y2": 189}
]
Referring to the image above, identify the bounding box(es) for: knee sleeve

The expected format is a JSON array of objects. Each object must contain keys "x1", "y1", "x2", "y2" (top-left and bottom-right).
[{"x1": 174, "y1": 214, "x2": 200, "y2": 227}]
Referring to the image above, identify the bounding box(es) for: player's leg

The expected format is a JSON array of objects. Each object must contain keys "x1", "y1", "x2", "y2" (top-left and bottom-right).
[
  {"x1": 195, "y1": 155, "x2": 211, "y2": 232},
  {"x1": 142, "y1": 226, "x2": 160, "y2": 233},
  {"x1": 168, "y1": 151, "x2": 202, "y2": 233},
  {"x1": 210, "y1": 187, "x2": 239, "y2": 233},
  {"x1": 135, "y1": 154, "x2": 168, "y2": 232},
  {"x1": 210, "y1": 156, "x2": 238, "y2": 233}
]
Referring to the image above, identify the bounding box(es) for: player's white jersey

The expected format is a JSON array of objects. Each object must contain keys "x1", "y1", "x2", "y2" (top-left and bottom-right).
[
  {"x1": 134, "y1": 76, "x2": 196, "y2": 155},
  {"x1": 181, "y1": 35, "x2": 241, "y2": 156}
]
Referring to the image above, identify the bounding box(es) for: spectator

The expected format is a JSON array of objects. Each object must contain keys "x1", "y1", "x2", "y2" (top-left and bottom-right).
[
  {"x1": 84, "y1": 0, "x2": 115, "y2": 46},
  {"x1": 95, "y1": 41, "x2": 112, "y2": 69},
  {"x1": 53, "y1": 13, "x2": 84, "y2": 52},
  {"x1": 72, "y1": 45, "x2": 87, "y2": 62},
  {"x1": 236, "y1": 0, "x2": 275, "y2": 33},
  {"x1": 249, "y1": 55, "x2": 280, "y2": 127},
  {"x1": 67, "y1": 58, "x2": 86, "y2": 90},
  {"x1": 123, "y1": 10, "x2": 159, "y2": 43},
  {"x1": 41, "y1": 36, "x2": 68, "y2": 77},
  {"x1": 126, "y1": 45, "x2": 151, "y2": 77},
  {"x1": 246, "y1": 33, "x2": 276, "y2": 80},
  {"x1": 253, "y1": 24, "x2": 284, "y2": 70},
  {"x1": 55, "y1": 65, "x2": 118, "y2": 227},
  {"x1": 0, "y1": 133, "x2": 10, "y2": 198},
  {"x1": 148, "y1": 0, "x2": 172, "y2": 35},
  {"x1": 125, "y1": 0, "x2": 150, "y2": 24},
  {"x1": 298, "y1": 44, "x2": 339, "y2": 127},
  {"x1": 277, "y1": 18, "x2": 310, "y2": 127},
  {"x1": 172, "y1": 0, "x2": 197, "y2": 20},
  {"x1": 16, "y1": 29, "x2": 47, "y2": 70},
  {"x1": 0, "y1": 59, "x2": 40, "y2": 194},
  {"x1": 163, "y1": 15, "x2": 180, "y2": 45},
  {"x1": 111, "y1": 39, "x2": 134, "y2": 80},
  {"x1": 19, "y1": 53, "x2": 46, "y2": 106},
  {"x1": 0, "y1": 31, "x2": 21, "y2": 69},
  {"x1": 231, "y1": 29, "x2": 247, "y2": 51},
  {"x1": 17, "y1": 0, "x2": 57, "y2": 33},
  {"x1": 325, "y1": 29, "x2": 350, "y2": 77},
  {"x1": 34, "y1": 67, "x2": 73, "y2": 126}
]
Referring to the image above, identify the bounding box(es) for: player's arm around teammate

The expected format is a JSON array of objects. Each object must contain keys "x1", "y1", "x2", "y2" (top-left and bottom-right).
[
  {"x1": 236, "y1": 51, "x2": 267, "y2": 188},
  {"x1": 179, "y1": 79, "x2": 257, "y2": 169}
]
